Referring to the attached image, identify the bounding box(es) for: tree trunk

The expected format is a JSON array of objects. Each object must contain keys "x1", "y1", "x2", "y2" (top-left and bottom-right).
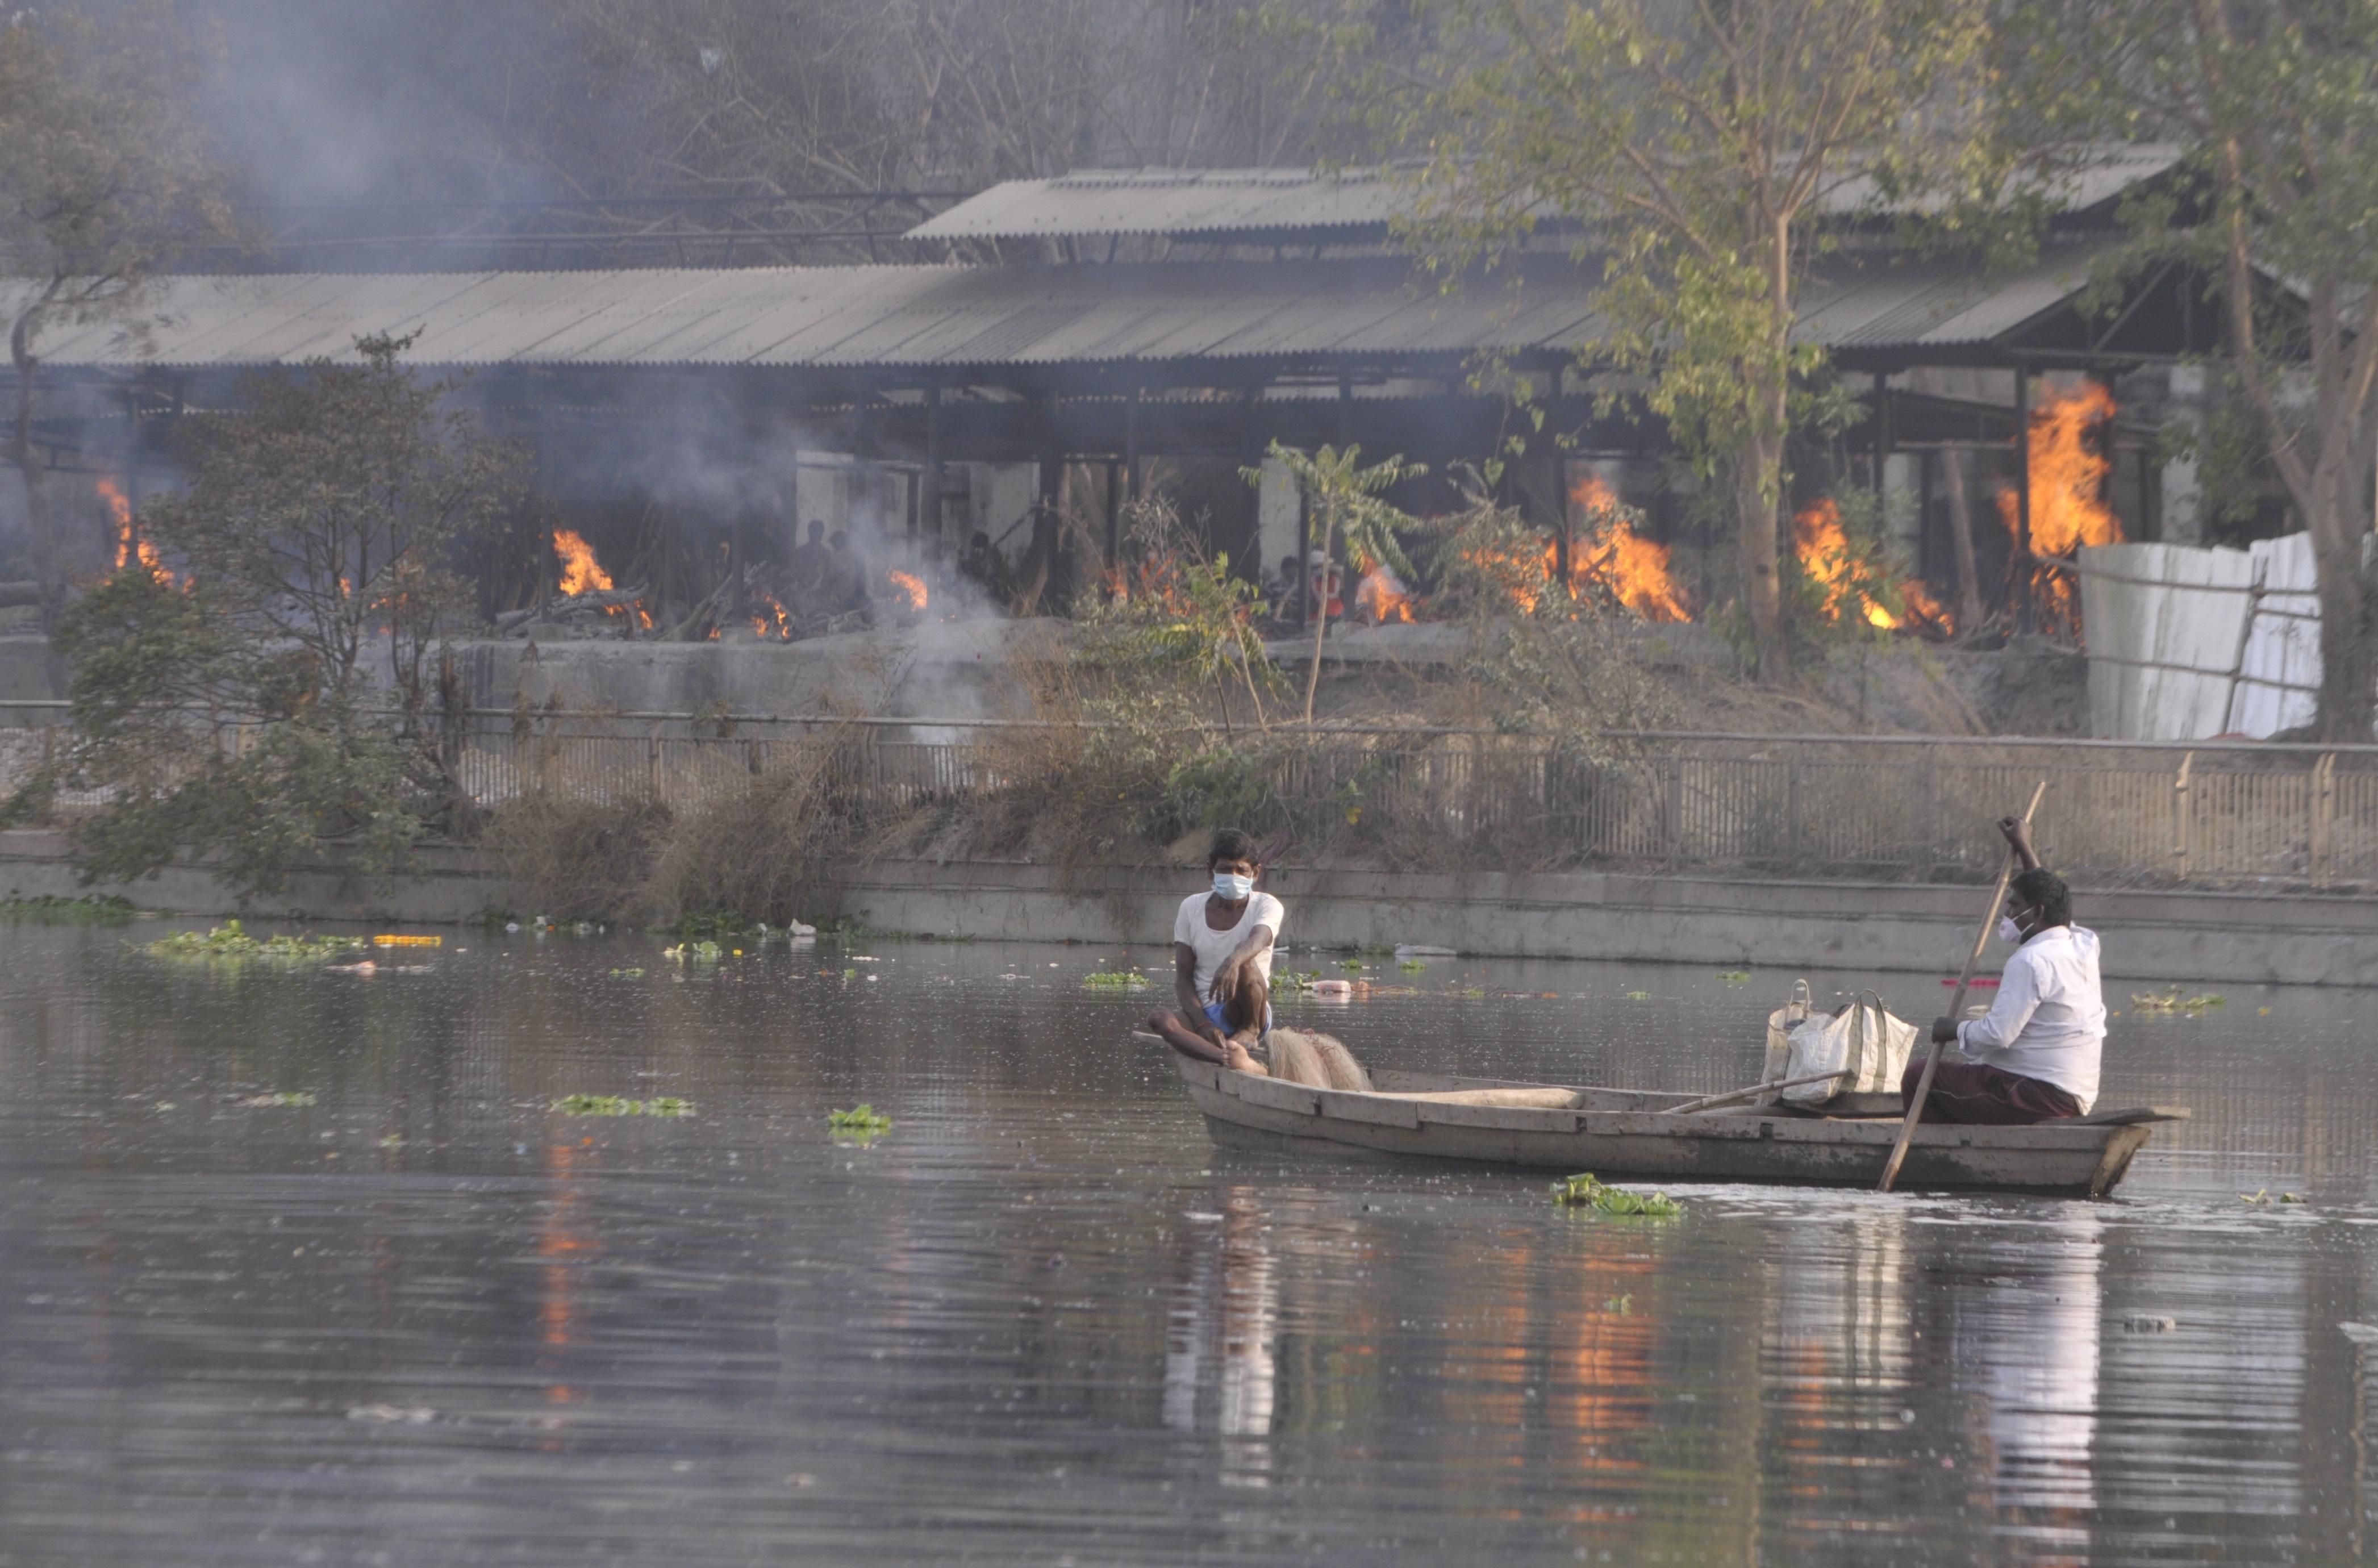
[
  {"x1": 1735, "y1": 421, "x2": 1784, "y2": 681},
  {"x1": 1941, "y1": 447, "x2": 1985, "y2": 633},
  {"x1": 10, "y1": 307, "x2": 63, "y2": 639},
  {"x1": 1303, "y1": 508, "x2": 1333, "y2": 724},
  {"x1": 2309, "y1": 462, "x2": 2375, "y2": 744}
]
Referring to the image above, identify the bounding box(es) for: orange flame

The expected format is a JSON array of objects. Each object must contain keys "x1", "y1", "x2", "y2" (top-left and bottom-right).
[
  {"x1": 553, "y1": 528, "x2": 614, "y2": 597},
  {"x1": 99, "y1": 477, "x2": 174, "y2": 585},
  {"x1": 1996, "y1": 381, "x2": 2121, "y2": 630},
  {"x1": 1790, "y1": 498, "x2": 1951, "y2": 633},
  {"x1": 1354, "y1": 566, "x2": 1415, "y2": 623},
  {"x1": 887, "y1": 569, "x2": 928, "y2": 611},
  {"x1": 1570, "y1": 474, "x2": 1691, "y2": 622}
]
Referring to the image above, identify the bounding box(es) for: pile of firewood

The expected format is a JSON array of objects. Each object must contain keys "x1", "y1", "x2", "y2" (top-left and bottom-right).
[{"x1": 493, "y1": 583, "x2": 650, "y2": 639}]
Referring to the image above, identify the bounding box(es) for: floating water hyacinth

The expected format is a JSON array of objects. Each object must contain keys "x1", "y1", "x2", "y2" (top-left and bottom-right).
[
  {"x1": 1551, "y1": 1173, "x2": 1681, "y2": 1217},
  {"x1": 3, "y1": 894, "x2": 136, "y2": 925},
  {"x1": 148, "y1": 921, "x2": 364, "y2": 966},
  {"x1": 2133, "y1": 989, "x2": 2226, "y2": 1017},
  {"x1": 828, "y1": 1104, "x2": 892, "y2": 1139},
  {"x1": 551, "y1": 1094, "x2": 694, "y2": 1117},
  {"x1": 1080, "y1": 970, "x2": 1149, "y2": 991},
  {"x1": 1716, "y1": 971, "x2": 1752, "y2": 983}
]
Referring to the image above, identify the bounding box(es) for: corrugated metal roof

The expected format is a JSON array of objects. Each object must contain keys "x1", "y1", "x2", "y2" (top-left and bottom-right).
[
  {"x1": 6, "y1": 243, "x2": 2112, "y2": 373},
  {"x1": 914, "y1": 148, "x2": 2184, "y2": 241},
  {"x1": 904, "y1": 166, "x2": 1413, "y2": 240}
]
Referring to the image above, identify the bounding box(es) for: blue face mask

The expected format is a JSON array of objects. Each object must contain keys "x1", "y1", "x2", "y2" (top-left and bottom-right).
[{"x1": 1212, "y1": 871, "x2": 1254, "y2": 902}]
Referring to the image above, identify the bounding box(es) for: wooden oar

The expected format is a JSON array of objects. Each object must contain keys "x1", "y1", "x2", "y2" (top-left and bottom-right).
[
  {"x1": 1664, "y1": 1070, "x2": 1849, "y2": 1116},
  {"x1": 1878, "y1": 779, "x2": 2048, "y2": 1192}
]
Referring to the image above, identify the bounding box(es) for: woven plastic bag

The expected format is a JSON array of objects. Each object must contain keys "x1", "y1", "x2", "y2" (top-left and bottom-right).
[
  {"x1": 1779, "y1": 990, "x2": 1916, "y2": 1106},
  {"x1": 1762, "y1": 980, "x2": 1814, "y2": 1095}
]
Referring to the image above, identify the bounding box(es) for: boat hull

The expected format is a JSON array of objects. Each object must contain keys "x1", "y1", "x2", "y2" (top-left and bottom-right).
[{"x1": 1175, "y1": 1059, "x2": 2159, "y2": 1197}]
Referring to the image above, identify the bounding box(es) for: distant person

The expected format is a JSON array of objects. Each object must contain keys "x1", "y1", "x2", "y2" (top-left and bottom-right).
[
  {"x1": 1912, "y1": 816, "x2": 2104, "y2": 1123},
  {"x1": 960, "y1": 528, "x2": 1013, "y2": 605},
  {"x1": 1146, "y1": 827, "x2": 1282, "y2": 1069},
  {"x1": 1264, "y1": 553, "x2": 1304, "y2": 618},
  {"x1": 787, "y1": 520, "x2": 832, "y2": 593}
]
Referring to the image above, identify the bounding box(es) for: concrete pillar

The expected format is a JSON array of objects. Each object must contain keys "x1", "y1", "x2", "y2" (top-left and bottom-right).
[
  {"x1": 2159, "y1": 364, "x2": 2206, "y2": 545},
  {"x1": 1257, "y1": 457, "x2": 1300, "y2": 592}
]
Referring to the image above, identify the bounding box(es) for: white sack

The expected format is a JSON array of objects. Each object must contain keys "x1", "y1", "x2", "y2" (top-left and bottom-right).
[{"x1": 1780, "y1": 991, "x2": 1917, "y2": 1106}]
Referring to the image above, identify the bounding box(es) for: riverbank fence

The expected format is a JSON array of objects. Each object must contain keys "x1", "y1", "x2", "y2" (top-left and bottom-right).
[{"x1": 5, "y1": 703, "x2": 2375, "y2": 890}]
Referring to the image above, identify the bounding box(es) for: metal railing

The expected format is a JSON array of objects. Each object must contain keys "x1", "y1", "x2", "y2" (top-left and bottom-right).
[{"x1": 6, "y1": 702, "x2": 2374, "y2": 890}]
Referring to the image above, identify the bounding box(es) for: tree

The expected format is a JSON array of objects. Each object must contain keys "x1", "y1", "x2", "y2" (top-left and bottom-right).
[
  {"x1": 1365, "y1": 0, "x2": 1991, "y2": 679},
  {"x1": 0, "y1": 4, "x2": 230, "y2": 633},
  {"x1": 40, "y1": 336, "x2": 524, "y2": 896},
  {"x1": 1251, "y1": 442, "x2": 1425, "y2": 723},
  {"x1": 2022, "y1": 1, "x2": 2378, "y2": 741}
]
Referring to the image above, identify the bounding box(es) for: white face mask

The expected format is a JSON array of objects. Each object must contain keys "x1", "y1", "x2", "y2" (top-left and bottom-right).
[
  {"x1": 1212, "y1": 871, "x2": 1254, "y2": 902},
  {"x1": 1998, "y1": 915, "x2": 2025, "y2": 945}
]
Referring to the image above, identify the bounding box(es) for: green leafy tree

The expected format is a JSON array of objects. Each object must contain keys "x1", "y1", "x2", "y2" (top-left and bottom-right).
[
  {"x1": 0, "y1": 3, "x2": 231, "y2": 633},
  {"x1": 1250, "y1": 441, "x2": 1425, "y2": 722},
  {"x1": 2011, "y1": 0, "x2": 2378, "y2": 741},
  {"x1": 39, "y1": 336, "x2": 525, "y2": 896},
  {"x1": 1357, "y1": 0, "x2": 1991, "y2": 679}
]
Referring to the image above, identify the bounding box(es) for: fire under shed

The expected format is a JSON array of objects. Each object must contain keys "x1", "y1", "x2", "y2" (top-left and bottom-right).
[{"x1": 10, "y1": 147, "x2": 2252, "y2": 643}]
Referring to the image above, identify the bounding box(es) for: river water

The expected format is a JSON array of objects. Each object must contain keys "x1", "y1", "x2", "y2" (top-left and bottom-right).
[{"x1": 0, "y1": 919, "x2": 2370, "y2": 1566}]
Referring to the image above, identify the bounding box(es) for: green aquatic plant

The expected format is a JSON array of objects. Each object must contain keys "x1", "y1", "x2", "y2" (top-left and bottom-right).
[
  {"x1": 551, "y1": 1094, "x2": 694, "y2": 1117},
  {"x1": 1624, "y1": 990, "x2": 1653, "y2": 1001},
  {"x1": 2, "y1": 893, "x2": 138, "y2": 925},
  {"x1": 1551, "y1": 1173, "x2": 1681, "y2": 1217},
  {"x1": 1080, "y1": 970, "x2": 1150, "y2": 991},
  {"x1": 2133, "y1": 989, "x2": 2226, "y2": 1017},
  {"x1": 1459, "y1": 986, "x2": 1486, "y2": 999},
  {"x1": 1716, "y1": 970, "x2": 1752, "y2": 983},
  {"x1": 147, "y1": 921, "x2": 365, "y2": 966},
  {"x1": 662, "y1": 940, "x2": 724, "y2": 964},
  {"x1": 1274, "y1": 970, "x2": 1323, "y2": 994},
  {"x1": 1398, "y1": 958, "x2": 1426, "y2": 974},
  {"x1": 1339, "y1": 958, "x2": 1366, "y2": 972},
  {"x1": 237, "y1": 1091, "x2": 316, "y2": 1108},
  {"x1": 829, "y1": 1104, "x2": 893, "y2": 1139},
  {"x1": 608, "y1": 967, "x2": 646, "y2": 978}
]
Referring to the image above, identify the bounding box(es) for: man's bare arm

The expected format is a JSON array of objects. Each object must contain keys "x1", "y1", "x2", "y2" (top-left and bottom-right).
[{"x1": 1999, "y1": 816, "x2": 2042, "y2": 871}]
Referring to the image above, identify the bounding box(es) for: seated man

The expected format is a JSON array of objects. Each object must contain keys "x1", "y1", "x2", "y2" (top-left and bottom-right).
[
  {"x1": 1911, "y1": 816, "x2": 2104, "y2": 1124},
  {"x1": 1146, "y1": 827, "x2": 1282, "y2": 1074}
]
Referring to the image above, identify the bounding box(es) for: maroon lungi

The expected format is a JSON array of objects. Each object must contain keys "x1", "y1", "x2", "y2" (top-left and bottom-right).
[{"x1": 1900, "y1": 1054, "x2": 2081, "y2": 1125}]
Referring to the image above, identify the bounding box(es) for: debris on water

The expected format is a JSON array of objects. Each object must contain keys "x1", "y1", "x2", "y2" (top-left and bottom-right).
[
  {"x1": 346, "y1": 1404, "x2": 434, "y2": 1424},
  {"x1": 829, "y1": 1104, "x2": 892, "y2": 1141},
  {"x1": 2133, "y1": 988, "x2": 2226, "y2": 1017},
  {"x1": 147, "y1": 921, "x2": 365, "y2": 966},
  {"x1": 664, "y1": 941, "x2": 724, "y2": 964},
  {"x1": 1339, "y1": 958, "x2": 1365, "y2": 971},
  {"x1": 1625, "y1": 990, "x2": 1653, "y2": 1001},
  {"x1": 551, "y1": 1094, "x2": 694, "y2": 1117},
  {"x1": 1551, "y1": 1173, "x2": 1680, "y2": 1217},
  {"x1": 2125, "y1": 1315, "x2": 2178, "y2": 1332},
  {"x1": 1398, "y1": 958, "x2": 1426, "y2": 974},
  {"x1": 1460, "y1": 987, "x2": 1486, "y2": 999},
  {"x1": 378, "y1": 1134, "x2": 404, "y2": 1149},
  {"x1": 1311, "y1": 978, "x2": 1353, "y2": 999},
  {"x1": 1716, "y1": 971, "x2": 1751, "y2": 983},
  {"x1": 2240, "y1": 1188, "x2": 2272, "y2": 1204},
  {"x1": 2342, "y1": 1322, "x2": 2378, "y2": 1346},
  {"x1": 608, "y1": 967, "x2": 645, "y2": 978},
  {"x1": 1080, "y1": 970, "x2": 1149, "y2": 991},
  {"x1": 237, "y1": 1091, "x2": 316, "y2": 1108},
  {"x1": 2281, "y1": 1192, "x2": 2305, "y2": 1204},
  {"x1": 372, "y1": 934, "x2": 441, "y2": 948},
  {"x1": 504, "y1": 921, "x2": 520, "y2": 933},
  {"x1": 1394, "y1": 944, "x2": 1457, "y2": 958}
]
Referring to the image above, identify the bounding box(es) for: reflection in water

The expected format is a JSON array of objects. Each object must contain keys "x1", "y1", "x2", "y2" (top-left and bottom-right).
[
  {"x1": 1962, "y1": 1210, "x2": 2101, "y2": 1562},
  {"x1": 1167, "y1": 1187, "x2": 1278, "y2": 1486}
]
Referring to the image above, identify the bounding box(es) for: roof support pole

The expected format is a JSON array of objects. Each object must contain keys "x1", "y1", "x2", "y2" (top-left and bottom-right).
[
  {"x1": 2014, "y1": 366, "x2": 2034, "y2": 633},
  {"x1": 1871, "y1": 372, "x2": 1889, "y2": 503},
  {"x1": 1104, "y1": 460, "x2": 1121, "y2": 572},
  {"x1": 1125, "y1": 386, "x2": 1142, "y2": 504},
  {"x1": 924, "y1": 382, "x2": 944, "y2": 546},
  {"x1": 1336, "y1": 373, "x2": 1351, "y2": 449}
]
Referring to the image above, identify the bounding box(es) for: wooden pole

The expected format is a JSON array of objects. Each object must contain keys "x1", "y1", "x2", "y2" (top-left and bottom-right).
[{"x1": 1878, "y1": 779, "x2": 2048, "y2": 1192}]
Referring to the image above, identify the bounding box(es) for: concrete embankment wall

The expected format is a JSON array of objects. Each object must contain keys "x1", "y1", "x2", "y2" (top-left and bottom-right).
[{"x1": 7, "y1": 828, "x2": 2373, "y2": 988}]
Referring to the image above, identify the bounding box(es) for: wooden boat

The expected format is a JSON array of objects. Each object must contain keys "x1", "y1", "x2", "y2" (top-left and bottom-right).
[{"x1": 1165, "y1": 1052, "x2": 2187, "y2": 1198}]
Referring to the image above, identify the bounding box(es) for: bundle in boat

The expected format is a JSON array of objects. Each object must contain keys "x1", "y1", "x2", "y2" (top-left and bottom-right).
[{"x1": 1762, "y1": 982, "x2": 1916, "y2": 1107}]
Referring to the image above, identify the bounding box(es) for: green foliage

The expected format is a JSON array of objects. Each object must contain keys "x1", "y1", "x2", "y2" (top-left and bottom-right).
[
  {"x1": 1158, "y1": 745, "x2": 1282, "y2": 837},
  {"x1": 0, "y1": 893, "x2": 136, "y2": 925},
  {"x1": 145, "y1": 920, "x2": 364, "y2": 966},
  {"x1": 1716, "y1": 971, "x2": 1752, "y2": 983},
  {"x1": 828, "y1": 1104, "x2": 893, "y2": 1140},
  {"x1": 663, "y1": 940, "x2": 725, "y2": 964},
  {"x1": 1551, "y1": 1172, "x2": 1682, "y2": 1217},
  {"x1": 552, "y1": 1094, "x2": 694, "y2": 1117},
  {"x1": 43, "y1": 336, "x2": 525, "y2": 896},
  {"x1": 1080, "y1": 970, "x2": 1150, "y2": 991},
  {"x1": 1249, "y1": 443, "x2": 1426, "y2": 723},
  {"x1": 1399, "y1": 958, "x2": 1426, "y2": 974}
]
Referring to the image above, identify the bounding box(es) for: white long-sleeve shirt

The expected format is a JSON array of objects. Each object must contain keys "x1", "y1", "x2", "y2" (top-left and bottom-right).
[{"x1": 1955, "y1": 924, "x2": 2105, "y2": 1112}]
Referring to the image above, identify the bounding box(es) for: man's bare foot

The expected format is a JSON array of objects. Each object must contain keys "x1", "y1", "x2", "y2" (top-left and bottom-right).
[{"x1": 1223, "y1": 1039, "x2": 1267, "y2": 1075}]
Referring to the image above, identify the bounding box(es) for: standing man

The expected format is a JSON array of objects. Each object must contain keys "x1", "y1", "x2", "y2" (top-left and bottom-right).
[
  {"x1": 1146, "y1": 828, "x2": 1282, "y2": 1074},
  {"x1": 1911, "y1": 816, "x2": 2105, "y2": 1123}
]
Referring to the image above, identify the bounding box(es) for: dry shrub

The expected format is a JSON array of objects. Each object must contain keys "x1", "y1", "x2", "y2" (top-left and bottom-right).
[
  {"x1": 483, "y1": 793, "x2": 671, "y2": 921},
  {"x1": 639, "y1": 764, "x2": 842, "y2": 925}
]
